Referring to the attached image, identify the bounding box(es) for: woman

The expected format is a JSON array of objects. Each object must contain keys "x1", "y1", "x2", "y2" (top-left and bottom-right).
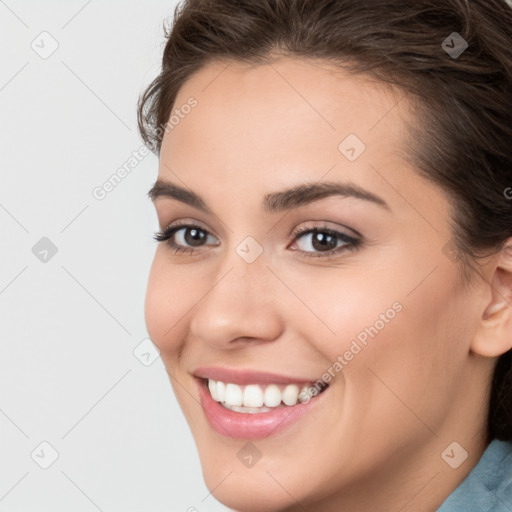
[{"x1": 138, "y1": 0, "x2": 512, "y2": 510}]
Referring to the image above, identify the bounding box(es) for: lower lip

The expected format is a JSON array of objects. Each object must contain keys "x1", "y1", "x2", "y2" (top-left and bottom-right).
[{"x1": 196, "y1": 378, "x2": 328, "y2": 440}]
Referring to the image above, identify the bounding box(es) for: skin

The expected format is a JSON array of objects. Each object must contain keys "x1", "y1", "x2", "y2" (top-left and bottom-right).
[{"x1": 145, "y1": 57, "x2": 512, "y2": 512}]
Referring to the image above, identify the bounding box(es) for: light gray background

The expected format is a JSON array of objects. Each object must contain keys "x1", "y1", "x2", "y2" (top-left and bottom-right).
[{"x1": 0, "y1": 1, "x2": 230, "y2": 510}]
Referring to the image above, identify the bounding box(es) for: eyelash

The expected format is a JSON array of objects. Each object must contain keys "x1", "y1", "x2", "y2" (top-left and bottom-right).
[{"x1": 153, "y1": 222, "x2": 362, "y2": 259}]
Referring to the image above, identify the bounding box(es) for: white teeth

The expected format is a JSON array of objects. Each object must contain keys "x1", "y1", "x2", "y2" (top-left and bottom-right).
[
  {"x1": 264, "y1": 384, "x2": 282, "y2": 407},
  {"x1": 225, "y1": 383, "x2": 243, "y2": 406},
  {"x1": 243, "y1": 384, "x2": 264, "y2": 407},
  {"x1": 206, "y1": 379, "x2": 324, "y2": 411},
  {"x1": 298, "y1": 385, "x2": 310, "y2": 403},
  {"x1": 216, "y1": 381, "x2": 226, "y2": 402},
  {"x1": 224, "y1": 404, "x2": 272, "y2": 414},
  {"x1": 208, "y1": 379, "x2": 218, "y2": 401},
  {"x1": 282, "y1": 384, "x2": 300, "y2": 406}
]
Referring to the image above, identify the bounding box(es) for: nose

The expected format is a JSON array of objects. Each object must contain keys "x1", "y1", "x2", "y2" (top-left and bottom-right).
[{"x1": 188, "y1": 254, "x2": 284, "y2": 349}]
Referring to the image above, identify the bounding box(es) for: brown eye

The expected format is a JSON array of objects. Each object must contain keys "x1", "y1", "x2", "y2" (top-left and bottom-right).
[
  {"x1": 154, "y1": 224, "x2": 219, "y2": 254},
  {"x1": 291, "y1": 227, "x2": 361, "y2": 258},
  {"x1": 180, "y1": 227, "x2": 208, "y2": 247}
]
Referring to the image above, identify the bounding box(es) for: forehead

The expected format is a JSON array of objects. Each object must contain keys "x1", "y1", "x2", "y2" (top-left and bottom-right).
[
  {"x1": 157, "y1": 57, "x2": 453, "y2": 248},
  {"x1": 169, "y1": 57, "x2": 408, "y2": 147},
  {"x1": 164, "y1": 58, "x2": 409, "y2": 169}
]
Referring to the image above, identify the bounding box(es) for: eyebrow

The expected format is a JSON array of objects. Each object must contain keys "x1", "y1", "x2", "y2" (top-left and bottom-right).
[{"x1": 148, "y1": 179, "x2": 391, "y2": 213}]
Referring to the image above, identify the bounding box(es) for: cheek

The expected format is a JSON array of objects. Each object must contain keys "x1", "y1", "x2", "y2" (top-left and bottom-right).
[
  {"x1": 274, "y1": 262, "x2": 408, "y2": 365},
  {"x1": 295, "y1": 252, "x2": 469, "y2": 405},
  {"x1": 144, "y1": 252, "x2": 188, "y2": 358},
  {"x1": 334, "y1": 263, "x2": 471, "y2": 437}
]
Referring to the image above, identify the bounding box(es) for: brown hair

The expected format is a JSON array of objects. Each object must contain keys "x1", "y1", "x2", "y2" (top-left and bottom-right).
[{"x1": 138, "y1": 0, "x2": 512, "y2": 440}]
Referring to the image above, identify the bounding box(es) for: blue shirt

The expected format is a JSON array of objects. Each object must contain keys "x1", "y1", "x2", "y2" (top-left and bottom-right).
[{"x1": 438, "y1": 439, "x2": 512, "y2": 511}]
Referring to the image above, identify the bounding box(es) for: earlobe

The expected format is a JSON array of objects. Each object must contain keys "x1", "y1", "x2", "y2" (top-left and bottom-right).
[{"x1": 471, "y1": 240, "x2": 512, "y2": 358}]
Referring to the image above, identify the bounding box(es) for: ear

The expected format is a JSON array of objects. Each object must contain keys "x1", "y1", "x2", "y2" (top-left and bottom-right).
[{"x1": 471, "y1": 239, "x2": 512, "y2": 358}]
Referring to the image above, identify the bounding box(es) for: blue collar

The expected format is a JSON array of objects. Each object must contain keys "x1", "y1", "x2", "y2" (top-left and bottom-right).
[{"x1": 437, "y1": 439, "x2": 512, "y2": 511}]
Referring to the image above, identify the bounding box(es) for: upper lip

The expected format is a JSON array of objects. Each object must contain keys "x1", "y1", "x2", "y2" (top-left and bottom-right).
[{"x1": 194, "y1": 366, "x2": 319, "y2": 386}]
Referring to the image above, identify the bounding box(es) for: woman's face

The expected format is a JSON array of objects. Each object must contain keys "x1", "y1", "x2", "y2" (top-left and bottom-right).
[{"x1": 145, "y1": 58, "x2": 489, "y2": 511}]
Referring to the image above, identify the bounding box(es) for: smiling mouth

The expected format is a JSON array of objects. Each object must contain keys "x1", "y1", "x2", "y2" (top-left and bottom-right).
[{"x1": 203, "y1": 377, "x2": 329, "y2": 413}]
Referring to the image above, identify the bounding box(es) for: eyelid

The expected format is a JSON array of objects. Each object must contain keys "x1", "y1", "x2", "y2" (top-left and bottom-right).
[
  {"x1": 154, "y1": 220, "x2": 362, "y2": 258},
  {"x1": 288, "y1": 220, "x2": 362, "y2": 240},
  {"x1": 157, "y1": 217, "x2": 209, "y2": 231},
  {"x1": 156, "y1": 218, "x2": 218, "y2": 239},
  {"x1": 154, "y1": 220, "x2": 219, "y2": 244},
  {"x1": 288, "y1": 224, "x2": 361, "y2": 256}
]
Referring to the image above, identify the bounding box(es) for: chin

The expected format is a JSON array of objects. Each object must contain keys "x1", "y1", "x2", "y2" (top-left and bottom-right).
[{"x1": 203, "y1": 472, "x2": 298, "y2": 512}]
